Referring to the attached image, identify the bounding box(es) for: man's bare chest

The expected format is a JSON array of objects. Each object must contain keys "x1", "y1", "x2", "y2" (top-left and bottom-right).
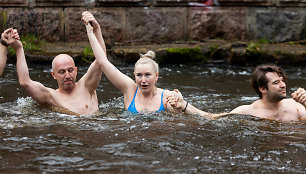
[
  {"x1": 258, "y1": 108, "x2": 299, "y2": 121},
  {"x1": 53, "y1": 89, "x2": 98, "y2": 115}
]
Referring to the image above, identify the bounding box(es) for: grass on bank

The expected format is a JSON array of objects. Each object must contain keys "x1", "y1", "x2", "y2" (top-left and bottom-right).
[
  {"x1": 288, "y1": 39, "x2": 306, "y2": 45},
  {"x1": 246, "y1": 38, "x2": 270, "y2": 54},
  {"x1": 159, "y1": 47, "x2": 208, "y2": 63},
  {"x1": 8, "y1": 34, "x2": 44, "y2": 57},
  {"x1": 81, "y1": 45, "x2": 95, "y2": 63}
]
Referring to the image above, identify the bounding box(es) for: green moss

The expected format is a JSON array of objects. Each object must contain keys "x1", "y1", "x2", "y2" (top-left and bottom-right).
[
  {"x1": 288, "y1": 39, "x2": 306, "y2": 45},
  {"x1": 288, "y1": 41, "x2": 295, "y2": 45},
  {"x1": 81, "y1": 45, "x2": 95, "y2": 63},
  {"x1": 167, "y1": 47, "x2": 203, "y2": 56},
  {"x1": 208, "y1": 44, "x2": 220, "y2": 52},
  {"x1": 21, "y1": 34, "x2": 44, "y2": 52},
  {"x1": 247, "y1": 41, "x2": 260, "y2": 50},
  {"x1": 246, "y1": 38, "x2": 270, "y2": 53},
  {"x1": 8, "y1": 47, "x2": 15, "y2": 57},
  {"x1": 83, "y1": 45, "x2": 94, "y2": 57},
  {"x1": 246, "y1": 41, "x2": 265, "y2": 54},
  {"x1": 273, "y1": 50, "x2": 293, "y2": 61},
  {"x1": 8, "y1": 34, "x2": 45, "y2": 57},
  {"x1": 258, "y1": 38, "x2": 269, "y2": 44},
  {"x1": 274, "y1": 50, "x2": 290, "y2": 55},
  {"x1": 167, "y1": 47, "x2": 207, "y2": 62},
  {"x1": 0, "y1": 11, "x2": 7, "y2": 30}
]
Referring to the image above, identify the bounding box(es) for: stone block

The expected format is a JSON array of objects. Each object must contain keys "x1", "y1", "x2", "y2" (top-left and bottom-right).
[
  {"x1": 255, "y1": 9, "x2": 306, "y2": 42},
  {"x1": 64, "y1": 8, "x2": 123, "y2": 44},
  {"x1": 155, "y1": 0, "x2": 208, "y2": 6},
  {"x1": 217, "y1": 0, "x2": 275, "y2": 6},
  {"x1": 6, "y1": 8, "x2": 62, "y2": 41},
  {"x1": 35, "y1": 0, "x2": 87, "y2": 7},
  {"x1": 95, "y1": 0, "x2": 149, "y2": 7},
  {"x1": 126, "y1": 8, "x2": 186, "y2": 43},
  {"x1": 96, "y1": 0, "x2": 143, "y2": 2},
  {"x1": 0, "y1": 0, "x2": 28, "y2": 7},
  {"x1": 190, "y1": 8, "x2": 248, "y2": 41},
  {"x1": 279, "y1": 0, "x2": 306, "y2": 7}
]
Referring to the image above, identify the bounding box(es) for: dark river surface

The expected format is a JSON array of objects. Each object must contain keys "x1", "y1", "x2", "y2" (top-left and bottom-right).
[{"x1": 0, "y1": 63, "x2": 305, "y2": 173}]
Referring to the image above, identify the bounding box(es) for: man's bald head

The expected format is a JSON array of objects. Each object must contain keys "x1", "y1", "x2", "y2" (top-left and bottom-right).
[{"x1": 52, "y1": 54, "x2": 75, "y2": 72}]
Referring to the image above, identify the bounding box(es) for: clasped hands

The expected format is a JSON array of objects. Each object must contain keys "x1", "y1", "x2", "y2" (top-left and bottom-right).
[
  {"x1": 166, "y1": 89, "x2": 186, "y2": 111},
  {"x1": 82, "y1": 11, "x2": 100, "y2": 33},
  {"x1": 292, "y1": 88, "x2": 306, "y2": 106},
  {"x1": 1, "y1": 28, "x2": 20, "y2": 48}
]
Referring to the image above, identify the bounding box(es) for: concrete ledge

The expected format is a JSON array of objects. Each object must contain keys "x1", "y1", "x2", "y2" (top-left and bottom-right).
[
  {"x1": 35, "y1": 0, "x2": 87, "y2": 7},
  {"x1": 7, "y1": 40, "x2": 306, "y2": 66},
  {"x1": 0, "y1": 0, "x2": 28, "y2": 7}
]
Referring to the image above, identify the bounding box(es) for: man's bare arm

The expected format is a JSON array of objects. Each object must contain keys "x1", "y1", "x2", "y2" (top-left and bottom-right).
[
  {"x1": 85, "y1": 22, "x2": 135, "y2": 97},
  {"x1": 296, "y1": 103, "x2": 306, "y2": 121},
  {"x1": 230, "y1": 105, "x2": 250, "y2": 115},
  {"x1": 79, "y1": 12, "x2": 104, "y2": 92},
  {"x1": 167, "y1": 89, "x2": 217, "y2": 118},
  {"x1": 0, "y1": 28, "x2": 12, "y2": 76},
  {"x1": 9, "y1": 32, "x2": 54, "y2": 105},
  {"x1": 82, "y1": 11, "x2": 106, "y2": 55},
  {"x1": 0, "y1": 43, "x2": 7, "y2": 76}
]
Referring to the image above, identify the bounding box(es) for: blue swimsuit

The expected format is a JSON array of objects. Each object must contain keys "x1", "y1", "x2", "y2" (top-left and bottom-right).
[{"x1": 127, "y1": 87, "x2": 165, "y2": 113}]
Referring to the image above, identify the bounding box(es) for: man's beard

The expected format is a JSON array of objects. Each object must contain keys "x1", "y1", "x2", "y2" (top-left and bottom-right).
[
  {"x1": 267, "y1": 91, "x2": 286, "y2": 103},
  {"x1": 62, "y1": 79, "x2": 75, "y2": 90}
]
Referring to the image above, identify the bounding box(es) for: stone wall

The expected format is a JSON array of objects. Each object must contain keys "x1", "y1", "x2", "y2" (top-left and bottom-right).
[{"x1": 0, "y1": 0, "x2": 305, "y2": 44}]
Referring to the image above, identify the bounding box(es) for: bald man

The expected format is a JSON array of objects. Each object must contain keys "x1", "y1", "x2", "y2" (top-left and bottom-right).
[{"x1": 8, "y1": 12, "x2": 106, "y2": 115}]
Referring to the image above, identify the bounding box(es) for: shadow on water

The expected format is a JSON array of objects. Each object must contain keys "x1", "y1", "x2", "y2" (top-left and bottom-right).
[{"x1": 0, "y1": 64, "x2": 305, "y2": 173}]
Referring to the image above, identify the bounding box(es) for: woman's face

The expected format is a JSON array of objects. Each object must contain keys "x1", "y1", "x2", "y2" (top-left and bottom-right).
[{"x1": 134, "y1": 63, "x2": 158, "y2": 92}]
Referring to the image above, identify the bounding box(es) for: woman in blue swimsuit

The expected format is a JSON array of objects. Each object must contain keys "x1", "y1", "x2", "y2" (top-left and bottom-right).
[
  {"x1": 126, "y1": 51, "x2": 167, "y2": 113},
  {"x1": 83, "y1": 12, "x2": 180, "y2": 114}
]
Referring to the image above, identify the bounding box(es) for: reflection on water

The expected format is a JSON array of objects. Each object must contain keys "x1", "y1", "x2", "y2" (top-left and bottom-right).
[{"x1": 0, "y1": 64, "x2": 305, "y2": 173}]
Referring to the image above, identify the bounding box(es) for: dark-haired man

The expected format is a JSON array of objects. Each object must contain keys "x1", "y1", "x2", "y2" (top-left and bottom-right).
[
  {"x1": 230, "y1": 64, "x2": 306, "y2": 121},
  {"x1": 168, "y1": 64, "x2": 306, "y2": 122}
]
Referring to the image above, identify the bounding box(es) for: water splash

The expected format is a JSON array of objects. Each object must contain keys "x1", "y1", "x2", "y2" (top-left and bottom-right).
[{"x1": 0, "y1": 65, "x2": 305, "y2": 173}]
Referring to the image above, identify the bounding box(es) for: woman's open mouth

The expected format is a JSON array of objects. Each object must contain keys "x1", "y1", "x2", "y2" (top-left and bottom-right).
[{"x1": 141, "y1": 84, "x2": 148, "y2": 88}]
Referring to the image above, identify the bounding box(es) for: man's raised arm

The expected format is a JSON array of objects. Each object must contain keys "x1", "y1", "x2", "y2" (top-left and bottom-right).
[
  {"x1": 0, "y1": 40, "x2": 8, "y2": 77},
  {"x1": 82, "y1": 11, "x2": 106, "y2": 54},
  {"x1": 78, "y1": 12, "x2": 104, "y2": 92},
  {"x1": 8, "y1": 30, "x2": 54, "y2": 105},
  {"x1": 0, "y1": 28, "x2": 12, "y2": 76}
]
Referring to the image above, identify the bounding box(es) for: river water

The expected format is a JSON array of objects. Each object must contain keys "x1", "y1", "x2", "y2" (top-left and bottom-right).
[{"x1": 0, "y1": 63, "x2": 305, "y2": 173}]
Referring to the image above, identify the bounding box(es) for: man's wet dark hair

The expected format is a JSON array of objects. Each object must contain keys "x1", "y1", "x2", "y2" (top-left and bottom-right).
[{"x1": 251, "y1": 64, "x2": 287, "y2": 98}]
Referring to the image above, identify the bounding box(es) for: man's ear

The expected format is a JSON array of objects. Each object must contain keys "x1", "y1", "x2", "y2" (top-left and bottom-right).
[
  {"x1": 259, "y1": 87, "x2": 267, "y2": 94},
  {"x1": 51, "y1": 71, "x2": 56, "y2": 80}
]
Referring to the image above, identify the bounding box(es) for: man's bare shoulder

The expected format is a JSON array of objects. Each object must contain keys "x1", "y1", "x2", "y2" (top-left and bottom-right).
[
  {"x1": 282, "y1": 98, "x2": 305, "y2": 109},
  {"x1": 230, "y1": 99, "x2": 261, "y2": 115},
  {"x1": 282, "y1": 98, "x2": 299, "y2": 104},
  {"x1": 230, "y1": 104, "x2": 253, "y2": 115}
]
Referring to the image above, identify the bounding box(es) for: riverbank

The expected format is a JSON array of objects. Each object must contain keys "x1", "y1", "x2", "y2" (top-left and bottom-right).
[{"x1": 7, "y1": 39, "x2": 306, "y2": 66}]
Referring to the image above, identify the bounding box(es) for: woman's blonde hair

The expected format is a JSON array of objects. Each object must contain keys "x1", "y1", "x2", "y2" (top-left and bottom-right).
[{"x1": 134, "y1": 50, "x2": 159, "y2": 74}]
